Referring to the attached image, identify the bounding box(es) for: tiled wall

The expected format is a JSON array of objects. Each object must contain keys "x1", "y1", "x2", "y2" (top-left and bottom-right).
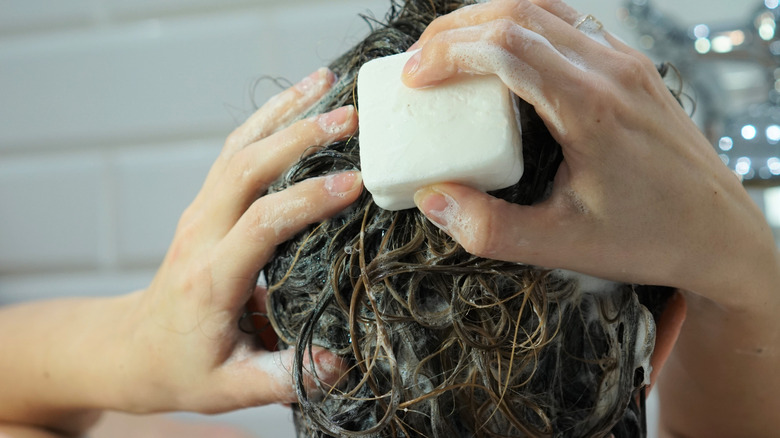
[
  {"x1": 0, "y1": 1, "x2": 387, "y2": 435},
  {"x1": 0, "y1": 0, "x2": 390, "y2": 305},
  {"x1": 0, "y1": 0, "x2": 768, "y2": 436}
]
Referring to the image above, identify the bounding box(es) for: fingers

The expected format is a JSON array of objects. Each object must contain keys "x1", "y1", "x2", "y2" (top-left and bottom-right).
[
  {"x1": 404, "y1": 20, "x2": 579, "y2": 84},
  {"x1": 226, "y1": 67, "x2": 337, "y2": 153},
  {"x1": 413, "y1": 183, "x2": 562, "y2": 265},
  {"x1": 414, "y1": 0, "x2": 582, "y2": 52},
  {"x1": 529, "y1": 0, "x2": 581, "y2": 25},
  {"x1": 402, "y1": 0, "x2": 619, "y2": 98},
  {"x1": 211, "y1": 171, "x2": 363, "y2": 311},
  {"x1": 212, "y1": 105, "x2": 358, "y2": 233},
  {"x1": 403, "y1": 21, "x2": 579, "y2": 136},
  {"x1": 223, "y1": 346, "x2": 348, "y2": 405}
]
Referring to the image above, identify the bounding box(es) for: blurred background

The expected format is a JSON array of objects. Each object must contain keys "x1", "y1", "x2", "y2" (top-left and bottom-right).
[{"x1": 1, "y1": 0, "x2": 778, "y2": 436}]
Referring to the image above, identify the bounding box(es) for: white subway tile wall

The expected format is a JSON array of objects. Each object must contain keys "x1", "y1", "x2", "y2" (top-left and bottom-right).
[
  {"x1": 0, "y1": 0, "x2": 389, "y2": 306},
  {"x1": 0, "y1": 0, "x2": 760, "y2": 436},
  {"x1": 0, "y1": 1, "x2": 387, "y2": 435},
  {"x1": 0, "y1": 152, "x2": 104, "y2": 273}
]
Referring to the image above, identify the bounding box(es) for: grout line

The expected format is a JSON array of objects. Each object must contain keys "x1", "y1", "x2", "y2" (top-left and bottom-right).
[{"x1": 98, "y1": 149, "x2": 119, "y2": 271}]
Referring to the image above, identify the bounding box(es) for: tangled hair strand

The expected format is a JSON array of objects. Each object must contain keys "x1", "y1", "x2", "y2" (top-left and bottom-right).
[{"x1": 262, "y1": 1, "x2": 675, "y2": 436}]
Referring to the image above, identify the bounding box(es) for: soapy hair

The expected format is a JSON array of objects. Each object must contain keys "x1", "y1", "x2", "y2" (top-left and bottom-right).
[{"x1": 263, "y1": 1, "x2": 675, "y2": 436}]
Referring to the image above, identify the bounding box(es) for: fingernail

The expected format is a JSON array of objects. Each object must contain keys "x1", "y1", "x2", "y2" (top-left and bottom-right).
[
  {"x1": 312, "y1": 348, "x2": 347, "y2": 390},
  {"x1": 406, "y1": 41, "x2": 421, "y2": 52},
  {"x1": 316, "y1": 106, "x2": 355, "y2": 134},
  {"x1": 324, "y1": 171, "x2": 362, "y2": 197},
  {"x1": 414, "y1": 188, "x2": 454, "y2": 229},
  {"x1": 403, "y1": 51, "x2": 421, "y2": 76},
  {"x1": 295, "y1": 67, "x2": 336, "y2": 94}
]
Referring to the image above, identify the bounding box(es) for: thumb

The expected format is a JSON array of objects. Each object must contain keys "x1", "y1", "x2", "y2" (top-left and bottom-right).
[
  {"x1": 413, "y1": 183, "x2": 559, "y2": 265},
  {"x1": 226, "y1": 346, "x2": 348, "y2": 406}
]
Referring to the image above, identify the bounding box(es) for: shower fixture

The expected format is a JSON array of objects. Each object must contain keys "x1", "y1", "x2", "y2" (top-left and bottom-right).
[{"x1": 623, "y1": 0, "x2": 780, "y2": 184}]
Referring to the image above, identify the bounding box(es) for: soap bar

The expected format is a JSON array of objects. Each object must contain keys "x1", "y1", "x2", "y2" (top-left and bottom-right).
[{"x1": 357, "y1": 50, "x2": 523, "y2": 211}]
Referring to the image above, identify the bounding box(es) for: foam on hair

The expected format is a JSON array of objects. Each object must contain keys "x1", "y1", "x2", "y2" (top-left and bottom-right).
[{"x1": 262, "y1": 1, "x2": 674, "y2": 436}]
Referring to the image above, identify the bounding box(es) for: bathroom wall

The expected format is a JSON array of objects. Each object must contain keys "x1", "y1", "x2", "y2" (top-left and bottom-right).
[{"x1": 0, "y1": 0, "x2": 768, "y2": 436}]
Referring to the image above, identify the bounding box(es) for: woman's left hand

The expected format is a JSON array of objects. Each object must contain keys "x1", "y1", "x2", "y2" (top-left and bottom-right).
[
  {"x1": 403, "y1": 4, "x2": 780, "y2": 435},
  {"x1": 404, "y1": 0, "x2": 779, "y2": 309}
]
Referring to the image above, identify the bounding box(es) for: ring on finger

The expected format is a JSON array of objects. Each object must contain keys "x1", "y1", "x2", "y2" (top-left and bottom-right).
[{"x1": 574, "y1": 14, "x2": 603, "y2": 32}]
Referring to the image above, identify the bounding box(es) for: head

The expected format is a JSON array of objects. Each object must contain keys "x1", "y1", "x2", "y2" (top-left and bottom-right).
[{"x1": 263, "y1": 1, "x2": 684, "y2": 436}]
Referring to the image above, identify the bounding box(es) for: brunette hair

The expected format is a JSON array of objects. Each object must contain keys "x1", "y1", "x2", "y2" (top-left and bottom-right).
[{"x1": 262, "y1": 1, "x2": 674, "y2": 436}]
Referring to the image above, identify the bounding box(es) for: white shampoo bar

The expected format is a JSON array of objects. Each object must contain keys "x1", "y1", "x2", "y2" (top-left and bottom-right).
[{"x1": 357, "y1": 50, "x2": 523, "y2": 211}]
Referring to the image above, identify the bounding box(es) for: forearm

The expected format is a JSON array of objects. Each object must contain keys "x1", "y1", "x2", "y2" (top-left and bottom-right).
[
  {"x1": 658, "y1": 254, "x2": 780, "y2": 437},
  {"x1": 0, "y1": 294, "x2": 139, "y2": 435}
]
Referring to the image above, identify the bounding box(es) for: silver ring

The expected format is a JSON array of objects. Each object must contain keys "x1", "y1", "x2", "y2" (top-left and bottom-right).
[{"x1": 574, "y1": 14, "x2": 603, "y2": 32}]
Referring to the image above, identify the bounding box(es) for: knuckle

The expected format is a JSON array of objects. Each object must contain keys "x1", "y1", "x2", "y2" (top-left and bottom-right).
[
  {"x1": 175, "y1": 258, "x2": 215, "y2": 305},
  {"x1": 493, "y1": 17, "x2": 517, "y2": 35},
  {"x1": 493, "y1": 0, "x2": 518, "y2": 14},
  {"x1": 507, "y1": 0, "x2": 533, "y2": 17},
  {"x1": 243, "y1": 192, "x2": 314, "y2": 244},
  {"x1": 612, "y1": 54, "x2": 655, "y2": 89},
  {"x1": 224, "y1": 148, "x2": 263, "y2": 188},
  {"x1": 425, "y1": 13, "x2": 449, "y2": 35},
  {"x1": 244, "y1": 202, "x2": 273, "y2": 242},
  {"x1": 295, "y1": 117, "x2": 327, "y2": 144},
  {"x1": 176, "y1": 206, "x2": 199, "y2": 234},
  {"x1": 167, "y1": 212, "x2": 205, "y2": 266},
  {"x1": 486, "y1": 19, "x2": 519, "y2": 49},
  {"x1": 530, "y1": 0, "x2": 554, "y2": 7},
  {"x1": 224, "y1": 128, "x2": 245, "y2": 151},
  {"x1": 174, "y1": 205, "x2": 205, "y2": 244},
  {"x1": 531, "y1": 0, "x2": 575, "y2": 17}
]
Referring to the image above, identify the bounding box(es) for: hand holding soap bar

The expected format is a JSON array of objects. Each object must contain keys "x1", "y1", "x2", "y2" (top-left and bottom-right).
[{"x1": 357, "y1": 50, "x2": 523, "y2": 211}]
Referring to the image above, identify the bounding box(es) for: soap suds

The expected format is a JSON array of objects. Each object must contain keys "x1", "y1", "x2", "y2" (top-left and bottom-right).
[
  {"x1": 548, "y1": 269, "x2": 657, "y2": 418},
  {"x1": 254, "y1": 347, "x2": 341, "y2": 402},
  {"x1": 295, "y1": 67, "x2": 333, "y2": 94},
  {"x1": 558, "y1": 46, "x2": 589, "y2": 72},
  {"x1": 254, "y1": 350, "x2": 294, "y2": 400},
  {"x1": 551, "y1": 269, "x2": 620, "y2": 294},
  {"x1": 323, "y1": 172, "x2": 357, "y2": 198},
  {"x1": 276, "y1": 69, "x2": 333, "y2": 128},
  {"x1": 265, "y1": 196, "x2": 314, "y2": 235},
  {"x1": 443, "y1": 24, "x2": 571, "y2": 135},
  {"x1": 313, "y1": 106, "x2": 354, "y2": 135},
  {"x1": 427, "y1": 192, "x2": 478, "y2": 244},
  {"x1": 242, "y1": 69, "x2": 333, "y2": 144},
  {"x1": 577, "y1": 21, "x2": 612, "y2": 48},
  {"x1": 633, "y1": 305, "x2": 655, "y2": 386}
]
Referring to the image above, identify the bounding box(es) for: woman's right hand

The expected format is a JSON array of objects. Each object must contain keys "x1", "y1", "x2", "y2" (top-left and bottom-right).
[
  {"x1": 122, "y1": 67, "x2": 362, "y2": 414},
  {"x1": 0, "y1": 67, "x2": 361, "y2": 437}
]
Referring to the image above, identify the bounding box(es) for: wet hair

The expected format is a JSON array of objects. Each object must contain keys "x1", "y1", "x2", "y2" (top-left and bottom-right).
[{"x1": 262, "y1": 1, "x2": 675, "y2": 436}]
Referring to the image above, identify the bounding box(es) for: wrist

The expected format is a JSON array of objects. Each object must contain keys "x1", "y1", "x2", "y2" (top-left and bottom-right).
[
  {"x1": 0, "y1": 294, "x2": 139, "y2": 434},
  {"x1": 63, "y1": 293, "x2": 142, "y2": 413},
  {"x1": 671, "y1": 173, "x2": 780, "y2": 313},
  {"x1": 105, "y1": 290, "x2": 181, "y2": 415},
  {"x1": 685, "y1": 225, "x2": 780, "y2": 314}
]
